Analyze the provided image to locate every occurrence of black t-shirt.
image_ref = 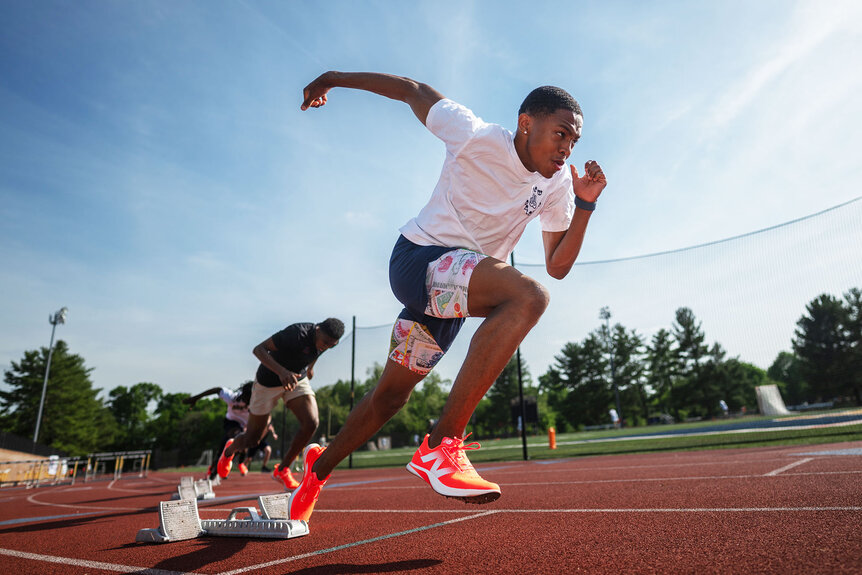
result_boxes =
[255,323,320,388]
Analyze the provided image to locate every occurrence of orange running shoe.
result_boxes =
[406,434,501,503]
[288,444,329,522]
[273,463,300,490]
[216,438,235,479]
[238,462,248,476]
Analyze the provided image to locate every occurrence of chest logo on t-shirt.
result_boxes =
[523,186,544,216]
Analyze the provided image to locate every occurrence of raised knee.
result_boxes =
[519,279,550,319]
[300,416,319,436]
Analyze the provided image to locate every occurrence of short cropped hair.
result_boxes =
[318,317,345,340]
[519,86,582,118]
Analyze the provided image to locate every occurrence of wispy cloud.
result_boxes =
[704,1,858,132]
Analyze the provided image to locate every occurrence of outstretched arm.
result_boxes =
[183,387,221,408]
[301,71,445,125]
[542,161,608,279]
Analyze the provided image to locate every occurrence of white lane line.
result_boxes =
[497,457,793,473]
[215,510,500,575]
[310,506,862,514]
[336,469,862,491]
[500,507,862,513]
[765,458,814,476]
[0,547,190,575]
[25,491,140,512]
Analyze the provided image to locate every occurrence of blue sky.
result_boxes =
[2,0,861,399]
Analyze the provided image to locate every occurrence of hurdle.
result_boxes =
[136,495,308,543]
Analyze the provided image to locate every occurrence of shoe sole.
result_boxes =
[405,462,501,504]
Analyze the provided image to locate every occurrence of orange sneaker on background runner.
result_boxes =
[406,434,501,503]
[216,438,235,479]
[273,463,300,490]
[238,462,248,476]
[288,444,329,521]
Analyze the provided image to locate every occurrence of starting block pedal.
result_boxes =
[194,478,215,500]
[257,493,290,520]
[136,496,308,543]
[136,499,205,543]
[171,476,215,501]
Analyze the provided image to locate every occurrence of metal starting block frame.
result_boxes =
[136,495,308,543]
[171,476,215,501]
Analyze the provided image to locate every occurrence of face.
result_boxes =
[520,108,583,178]
[315,328,340,352]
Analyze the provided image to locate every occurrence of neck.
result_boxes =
[513,131,534,172]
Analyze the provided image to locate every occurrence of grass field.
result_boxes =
[162,408,862,473]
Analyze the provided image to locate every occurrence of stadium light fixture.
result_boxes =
[33,307,68,448]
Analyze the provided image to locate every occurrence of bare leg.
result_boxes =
[281,395,319,469]
[313,360,424,478]
[429,257,549,447]
[261,445,272,468]
[224,413,270,456]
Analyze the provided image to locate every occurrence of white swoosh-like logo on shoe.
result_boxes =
[418,451,455,477]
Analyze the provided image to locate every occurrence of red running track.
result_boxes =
[0,440,860,574]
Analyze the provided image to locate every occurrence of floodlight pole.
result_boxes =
[348,315,356,469]
[511,252,528,460]
[599,306,622,428]
[33,307,68,447]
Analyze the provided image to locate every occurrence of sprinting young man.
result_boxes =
[184,381,253,480]
[216,318,344,489]
[289,71,607,522]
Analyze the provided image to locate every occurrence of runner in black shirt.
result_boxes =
[216,318,344,489]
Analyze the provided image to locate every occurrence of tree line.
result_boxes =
[1,287,859,460]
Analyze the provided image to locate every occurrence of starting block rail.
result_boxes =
[136,494,308,543]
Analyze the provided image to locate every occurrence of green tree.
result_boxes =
[793,293,848,401]
[161,393,222,463]
[404,372,449,439]
[646,328,677,416]
[379,367,453,446]
[767,352,808,406]
[842,288,862,404]
[108,382,163,449]
[672,307,707,377]
[314,379,357,441]
[542,332,610,427]
[0,340,117,455]
[671,307,709,419]
[608,324,646,425]
[476,355,534,437]
[721,360,763,413]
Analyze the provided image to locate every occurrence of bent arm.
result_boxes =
[543,162,608,278]
[253,338,299,389]
[301,71,445,125]
[542,210,593,279]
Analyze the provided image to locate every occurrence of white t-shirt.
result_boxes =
[219,387,249,427]
[399,98,575,261]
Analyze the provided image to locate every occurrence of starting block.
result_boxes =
[136,495,308,543]
[171,476,215,501]
[258,493,290,520]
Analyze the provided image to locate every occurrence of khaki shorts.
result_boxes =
[248,378,315,416]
